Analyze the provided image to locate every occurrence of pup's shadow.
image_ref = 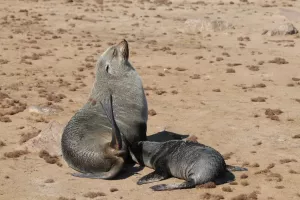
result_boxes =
[215,171,236,185]
[114,130,189,180]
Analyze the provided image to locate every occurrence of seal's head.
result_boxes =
[96,39,134,76]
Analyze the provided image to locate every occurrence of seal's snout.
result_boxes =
[117,39,129,60]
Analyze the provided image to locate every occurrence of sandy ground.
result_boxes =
[1,0,300,199]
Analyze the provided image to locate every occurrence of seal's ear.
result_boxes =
[100,94,123,150]
[116,39,129,61]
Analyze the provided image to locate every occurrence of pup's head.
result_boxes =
[130,141,162,168]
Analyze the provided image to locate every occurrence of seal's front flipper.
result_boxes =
[100,94,123,150]
[150,179,196,191]
[137,170,170,185]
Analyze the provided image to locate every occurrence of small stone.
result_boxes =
[268,57,288,65]
[45,179,54,183]
[190,74,201,79]
[148,109,157,116]
[110,188,118,192]
[226,68,235,73]
[175,67,186,71]
[251,97,267,102]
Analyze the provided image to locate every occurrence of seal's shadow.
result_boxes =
[147,130,189,142]
[114,130,189,180]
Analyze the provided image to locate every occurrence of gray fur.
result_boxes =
[61,40,148,179]
[131,140,247,191]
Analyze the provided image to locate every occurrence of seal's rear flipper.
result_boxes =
[70,170,117,180]
[226,165,248,172]
[71,172,114,179]
[100,94,122,150]
[150,179,196,191]
[70,157,124,180]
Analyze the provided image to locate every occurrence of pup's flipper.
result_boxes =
[226,165,248,171]
[150,179,196,191]
[137,170,170,185]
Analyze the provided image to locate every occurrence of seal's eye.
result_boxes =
[105,64,109,73]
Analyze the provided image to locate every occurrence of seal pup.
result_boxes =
[130,140,247,191]
[61,40,148,179]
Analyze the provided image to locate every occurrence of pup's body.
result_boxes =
[131,140,247,191]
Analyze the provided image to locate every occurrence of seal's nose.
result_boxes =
[117,39,129,60]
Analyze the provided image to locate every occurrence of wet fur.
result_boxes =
[131,140,247,191]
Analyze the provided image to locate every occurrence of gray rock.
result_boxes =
[182,18,234,34]
[21,120,65,156]
[263,23,298,36]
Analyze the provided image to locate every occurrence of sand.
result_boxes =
[0,0,300,199]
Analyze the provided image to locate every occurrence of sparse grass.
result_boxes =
[240,174,248,179]
[231,191,258,200]
[231,194,247,200]
[279,158,297,164]
[200,192,224,200]
[226,68,235,73]
[196,182,216,189]
[251,97,266,102]
[250,163,260,168]
[267,163,275,169]
[254,169,270,174]
[4,149,29,158]
[19,130,40,144]
[148,109,157,116]
[222,152,234,160]
[83,192,106,198]
[58,197,76,200]
[110,188,118,192]
[39,150,62,167]
[45,179,54,183]
[266,173,283,182]
[289,169,299,174]
[253,141,262,146]
[222,186,232,192]
[292,134,300,139]
[241,180,249,186]
[0,140,6,147]
[229,181,238,185]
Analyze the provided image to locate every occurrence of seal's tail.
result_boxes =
[150,180,196,191]
[226,165,248,172]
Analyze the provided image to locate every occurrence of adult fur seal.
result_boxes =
[61,40,148,179]
[130,140,247,191]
